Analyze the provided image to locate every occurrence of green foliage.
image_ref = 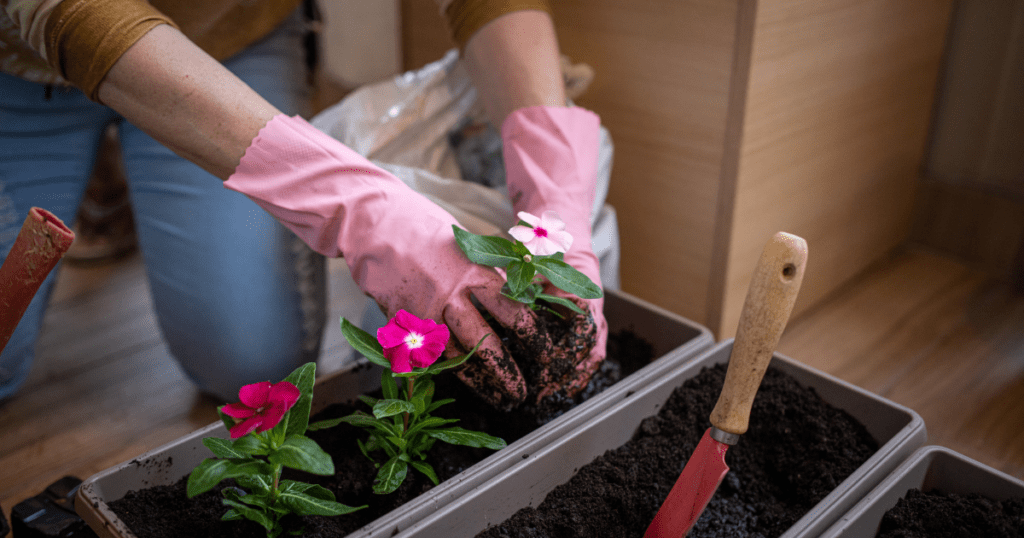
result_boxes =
[187,363,365,537]
[339,322,507,495]
[451,225,602,316]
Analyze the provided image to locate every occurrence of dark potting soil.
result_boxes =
[875,488,1024,537]
[477,363,880,538]
[106,328,654,538]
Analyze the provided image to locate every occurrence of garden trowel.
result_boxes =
[644,231,807,538]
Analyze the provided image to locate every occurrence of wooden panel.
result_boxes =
[716,0,954,338]
[911,179,1024,282]
[400,0,743,324]
[927,0,1024,195]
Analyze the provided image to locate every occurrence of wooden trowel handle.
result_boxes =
[710,231,807,436]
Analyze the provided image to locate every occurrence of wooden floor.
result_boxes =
[1,244,1022,533]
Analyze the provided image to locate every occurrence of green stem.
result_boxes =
[403,377,415,432]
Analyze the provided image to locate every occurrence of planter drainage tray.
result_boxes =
[399,339,928,538]
[76,288,712,538]
[821,445,1024,537]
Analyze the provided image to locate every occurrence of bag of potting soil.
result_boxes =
[310,49,620,353]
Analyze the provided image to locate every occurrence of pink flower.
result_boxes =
[221,381,301,439]
[377,310,450,374]
[509,211,573,256]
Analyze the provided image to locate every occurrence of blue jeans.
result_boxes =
[0,12,326,401]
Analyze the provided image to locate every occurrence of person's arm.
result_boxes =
[97,24,280,180]
[460,9,566,127]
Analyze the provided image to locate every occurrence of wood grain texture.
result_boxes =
[711,232,807,435]
[778,246,1024,480]
[716,0,954,339]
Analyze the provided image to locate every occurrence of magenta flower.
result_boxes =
[221,381,301,439]
[377,310,450,374]
[508,210,573,256]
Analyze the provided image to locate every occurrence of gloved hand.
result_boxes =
[502,106,607,400]
[224,114,553,410]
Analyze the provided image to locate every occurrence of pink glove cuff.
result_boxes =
[502,106,602,285]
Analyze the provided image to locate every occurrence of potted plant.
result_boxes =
[820,445,1024,537]
[75,285,712,538]
[395,340,929,538]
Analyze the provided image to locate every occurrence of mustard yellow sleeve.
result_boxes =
[44,0,178,100]
[444,0,552,50]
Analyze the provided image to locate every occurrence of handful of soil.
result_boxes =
[478,363,879,538]
[876,488,1024,537]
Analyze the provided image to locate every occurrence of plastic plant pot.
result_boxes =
[820,445,1024,537]
[397,339,929,538]
[75,288,713,538]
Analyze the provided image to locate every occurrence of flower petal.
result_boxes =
[517,211,541,227]
[221,402,256,419]
[551,229,573,252]
[230,416,263,439]
[538,210,566,231]
[529,236,563,256]
[238,381,272,408]
[268,381,301,411]
[383,345,413,373]
[509,225,536,244]
[256,401,288,433]
[377,316,410,349]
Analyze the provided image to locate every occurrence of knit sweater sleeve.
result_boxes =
[438,0,551,50]
[37,0,177,100]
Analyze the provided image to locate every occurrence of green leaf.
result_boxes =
[232,435,269,456]
[381,369,398,400]
[405,416,459,438]
[452,226,519,268]
[222,508,243,521]
[341,318,390,368]
[373,456,409,495]
[236,474,271,494]
[307,417,346,431]
[505,259,536,298]
[410,461,439,485]
[411,379,434,405]
[334,411,376,428]
[187,458,230,498]
[533,257,603,299]
[283,362,316,437]
[358,394,379,407]
[410,396,426,415]
[423,335,489,375]
[280,489,365,516]
[536,293,586,315]
[268,435,335,475]
[203,437,245,459]
[425,398,456,414]
[218,409,236,434]
[386,435,408,451]
[372,398,416,419]
[425,427,507,450]
[222,498,275,532]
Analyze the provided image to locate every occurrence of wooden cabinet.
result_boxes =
[400,0,954,338]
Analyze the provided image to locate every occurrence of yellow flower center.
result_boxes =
[404,332,425,349]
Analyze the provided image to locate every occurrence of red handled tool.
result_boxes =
[644,231,807,538]
[1,208,76,355]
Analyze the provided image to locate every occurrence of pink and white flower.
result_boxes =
[508,210,573,256]
[221,381,301,439]
[377,310,450,373]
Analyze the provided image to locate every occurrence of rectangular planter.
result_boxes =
[820,445,1024,537]
[76,288,713,538]
[398,339,928,538]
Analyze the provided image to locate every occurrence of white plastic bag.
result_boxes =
[310,50,620,346]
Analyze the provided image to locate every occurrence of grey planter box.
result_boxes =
[75,288,713,538]
[397,340,928,538]
[821,445,1024,537]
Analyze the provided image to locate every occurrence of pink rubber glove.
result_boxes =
[502,106,607,400]
[225,114,552,410]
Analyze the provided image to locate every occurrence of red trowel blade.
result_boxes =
[644,428,730,538]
